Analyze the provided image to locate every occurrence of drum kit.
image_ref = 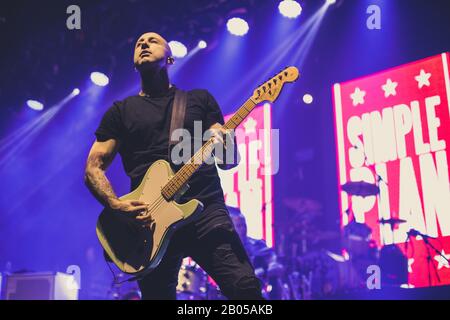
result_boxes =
[310,180,448,292]
[276,180,414,298]
[339,181,448,288]
[278,196,342,299]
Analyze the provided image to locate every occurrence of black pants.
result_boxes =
[137,202,263,300]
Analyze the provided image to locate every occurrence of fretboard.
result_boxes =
[161,98,257,200]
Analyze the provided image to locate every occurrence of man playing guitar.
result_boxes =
[84,32,263,300]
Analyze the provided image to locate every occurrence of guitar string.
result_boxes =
[142,140,214,216]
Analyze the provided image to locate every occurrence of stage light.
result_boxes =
[198,40,207,49]
[26,100,44,111]
[278,0,302,19]
[303,93,313,104]
[72,88,80,96]
[168,41,188,58]
[90,72,109,87]
[226,17,249,36]
[326,0,336,5]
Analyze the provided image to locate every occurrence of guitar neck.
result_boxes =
[160,65,301,199]
[161,98,257,200]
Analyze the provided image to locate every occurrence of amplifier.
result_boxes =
[4,272,79,300]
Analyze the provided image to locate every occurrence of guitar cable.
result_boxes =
[106,260,139,285]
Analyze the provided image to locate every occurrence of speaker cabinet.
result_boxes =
[4,272,79,300]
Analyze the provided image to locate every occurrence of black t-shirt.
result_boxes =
[94,86,226,205]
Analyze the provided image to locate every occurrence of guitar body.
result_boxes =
[96,160,203,277]
[95,66,299,277]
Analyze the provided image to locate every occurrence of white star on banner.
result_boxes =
[243,117,257,133]
[382,78,398,97]
[408,258,414,273]
[350,87,366,106]
[415,69,431,89]
[434,250,450,270]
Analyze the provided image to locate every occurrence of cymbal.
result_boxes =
[341,181,379,197]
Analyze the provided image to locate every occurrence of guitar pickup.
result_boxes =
[174,183,190,202]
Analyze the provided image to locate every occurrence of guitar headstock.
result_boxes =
[251,66,299,104]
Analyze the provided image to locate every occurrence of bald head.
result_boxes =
[133,32,174,71]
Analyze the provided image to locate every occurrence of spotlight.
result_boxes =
[90,72,109,87]
[198,40,207,49]
[26,100,44,111]
[303,94,313,104]
[278,1,302,19]
[226,17,249,36]
[326,0,336,5]
[168,41,188,58]
[72,88,80,96]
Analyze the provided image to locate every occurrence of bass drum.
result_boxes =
[176,264,207,300]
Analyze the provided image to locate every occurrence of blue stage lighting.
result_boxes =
[168,41,188,58]
[226,17,249,36]
[26,100,44,111]
[90,72,109,87]
[278,1,302,19]
[72,88,80,96]
[198,40,207,49]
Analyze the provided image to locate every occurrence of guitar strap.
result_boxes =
[168,89,187,161]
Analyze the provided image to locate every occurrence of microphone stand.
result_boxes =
[422,235,446,285]
[407,229,448,286]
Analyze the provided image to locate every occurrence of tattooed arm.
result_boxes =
[84,139,149,216]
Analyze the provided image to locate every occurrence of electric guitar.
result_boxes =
[96,66,299,277]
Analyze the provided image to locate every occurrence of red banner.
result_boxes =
[218,104,275,247]
[333,53,450,287]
